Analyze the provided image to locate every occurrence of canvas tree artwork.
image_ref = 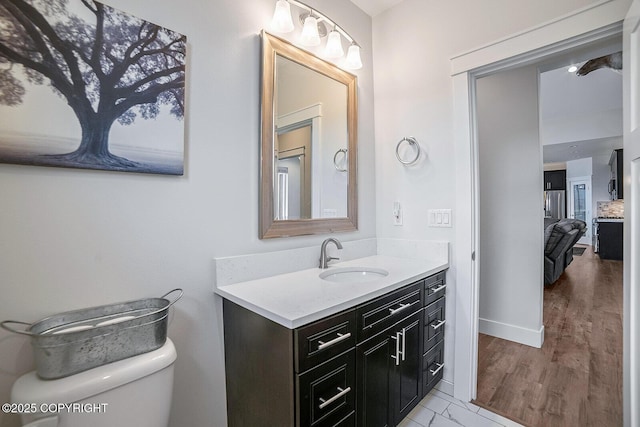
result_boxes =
[0,0,186,175]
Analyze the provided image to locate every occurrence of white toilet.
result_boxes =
[11,338,176,427]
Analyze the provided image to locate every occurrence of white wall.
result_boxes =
[593,152,613,212]
[371,0,611,393]
[0,1,375,427]
[476,66,544,346]
[567,157,593,178]
[539,64,623,146]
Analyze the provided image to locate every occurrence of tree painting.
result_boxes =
[0,0,186,175]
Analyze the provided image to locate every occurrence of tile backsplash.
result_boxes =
[597,200,624,218]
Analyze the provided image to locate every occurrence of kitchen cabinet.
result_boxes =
[223,270,447,427]
[609,149,623,200]
[598,221,623,260]
[544,170,566,191]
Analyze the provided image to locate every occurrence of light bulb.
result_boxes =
[271,0,294,33]
[324,30,344,59]
[345,44,362,70]
[568,65,578,73]
[300,15,321,47]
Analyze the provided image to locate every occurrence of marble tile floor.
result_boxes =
[399,389,525,427]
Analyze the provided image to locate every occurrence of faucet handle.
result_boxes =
[328,256,340,262]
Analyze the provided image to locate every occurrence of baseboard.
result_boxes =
[479,318,544,348]
[434,379,454,396]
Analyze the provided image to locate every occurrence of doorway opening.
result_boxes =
[471,35,623,425]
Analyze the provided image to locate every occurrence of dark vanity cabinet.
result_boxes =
[223,270,447,427]
[422,273,446,395]
[355,283,423,427]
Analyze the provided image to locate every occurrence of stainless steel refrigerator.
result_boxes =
[544,190,566,219]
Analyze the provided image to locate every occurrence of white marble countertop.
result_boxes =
[215,255,448,329]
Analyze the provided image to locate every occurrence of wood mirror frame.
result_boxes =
[260,31,358,239]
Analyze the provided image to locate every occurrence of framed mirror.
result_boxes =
[260,31,358,239]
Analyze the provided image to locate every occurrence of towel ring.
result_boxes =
[395,137,421,165]
[333,148,348,172]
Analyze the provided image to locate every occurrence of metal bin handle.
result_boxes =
[0,320,34,336]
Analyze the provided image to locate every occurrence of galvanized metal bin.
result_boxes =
[1,289,182,379]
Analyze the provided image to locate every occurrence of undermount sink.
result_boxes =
[319,267,389,283]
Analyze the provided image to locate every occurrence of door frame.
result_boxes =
[623,1,640,425]
[451,0,627,404]
[567,175,593,244]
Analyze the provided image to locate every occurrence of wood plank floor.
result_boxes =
[474,245,623,427]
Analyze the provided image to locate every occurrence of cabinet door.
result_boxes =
[356,334,393,427]
[597,222,623,260]
[544,170,566,190]
[391,312,423,424]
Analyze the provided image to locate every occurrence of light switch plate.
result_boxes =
[393,202,403,226]
[428,209,452,227]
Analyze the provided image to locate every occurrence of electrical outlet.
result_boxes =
[393,202,403,226]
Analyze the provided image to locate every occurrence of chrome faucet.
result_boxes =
[319,238,343,269]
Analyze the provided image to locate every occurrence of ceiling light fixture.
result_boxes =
[568,65,578,73]
[269,0,363,70]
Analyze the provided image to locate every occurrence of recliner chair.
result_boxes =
[544,218,587,285]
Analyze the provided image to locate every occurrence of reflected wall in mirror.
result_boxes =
[260,31,357,239]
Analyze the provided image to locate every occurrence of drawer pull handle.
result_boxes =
[319,386,351,409]
[401,328,406,361]
[429,363,444,376]
[317,332,351,350]
[389,303,411,315]
[429,284,446,293]
[430,320,446,330]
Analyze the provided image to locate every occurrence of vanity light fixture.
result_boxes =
[271,0,295,33]
[345,43,363,70]
[269,0,363,70]
[325,28,345,59]
[300,12,321,46]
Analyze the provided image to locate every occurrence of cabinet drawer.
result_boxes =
[297,349,356,427]
[296,310,357,372]
[323,411,355,427]
[423,297,445,352]
[422,340,444,397]
[424,272,446,305]
[356,282,422,342]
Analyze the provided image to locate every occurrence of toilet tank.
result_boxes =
[11,339,176,427]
